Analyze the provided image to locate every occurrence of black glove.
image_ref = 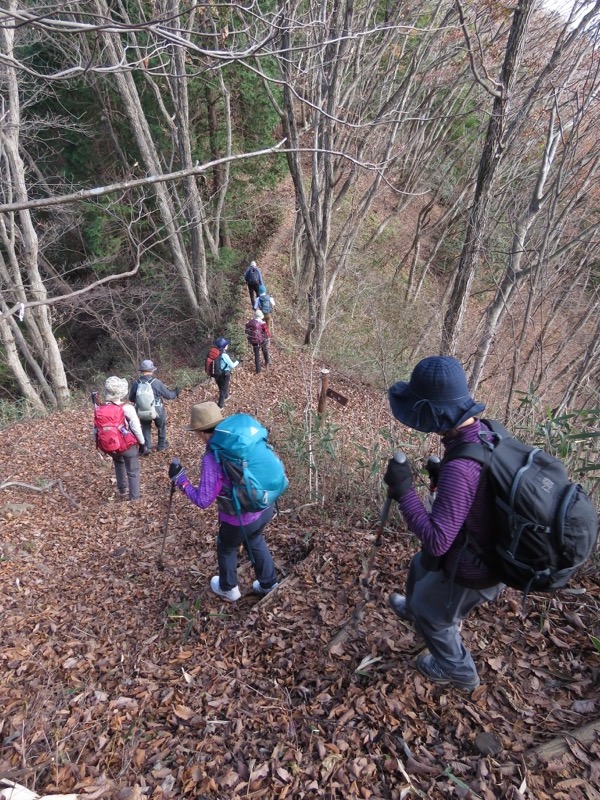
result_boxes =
[139,443,148,456]
[384,456,413,501]
[174,386,180,398]
[168,458,184,481]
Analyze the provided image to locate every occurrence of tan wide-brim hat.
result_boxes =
[185,402,223,431]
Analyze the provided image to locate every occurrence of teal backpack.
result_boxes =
[209,414,289,515]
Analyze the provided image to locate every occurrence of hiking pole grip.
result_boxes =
[377,450,407,541]
[360,451,408,590]
[425,455,441,493]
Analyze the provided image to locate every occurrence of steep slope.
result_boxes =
[1,195,599,798]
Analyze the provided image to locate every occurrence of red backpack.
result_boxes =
[205,346,223,377]
[94,403,137,454]
[245,319,264,346]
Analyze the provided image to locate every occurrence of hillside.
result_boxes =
[2,266,600,800]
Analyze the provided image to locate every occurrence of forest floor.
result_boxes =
[1,183,600,800]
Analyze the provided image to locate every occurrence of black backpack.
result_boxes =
[443,419,599,595]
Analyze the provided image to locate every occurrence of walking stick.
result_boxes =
[328,450,406,650]
[425,455,441,511]
[157,481,176,571]
[361,450,406,588]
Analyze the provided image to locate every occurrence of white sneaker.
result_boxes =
[252,580,279,595]
[210,575,241,602]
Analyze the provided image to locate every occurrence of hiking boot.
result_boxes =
[210,575,241,602]
[388,593,414,622]
[416,652,480,692]
[252,580,279,596]
[157,442,169,452]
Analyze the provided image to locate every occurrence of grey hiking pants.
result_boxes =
[217,506,276,591]
[141,408,167,451]
[406,552,504,684]
[111,444,141,500]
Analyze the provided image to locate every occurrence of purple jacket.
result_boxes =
[176,447,263,526]
[399,419,499,588]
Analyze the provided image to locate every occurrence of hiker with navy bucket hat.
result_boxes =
[383,355,504,692]
[213,338,239,409]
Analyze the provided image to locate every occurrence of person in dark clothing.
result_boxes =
[243,260,264,307]
[168,402,278,601]
[244,309,270,374]
[383,355,504,692]
[129,359,179,453]
[213,337,239,408]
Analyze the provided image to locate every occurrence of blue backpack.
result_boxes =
[258,293,272,314]
[209,414,288,515]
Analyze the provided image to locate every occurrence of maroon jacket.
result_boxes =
[245,319,269,345]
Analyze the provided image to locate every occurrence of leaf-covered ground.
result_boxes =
[1,329,599,800]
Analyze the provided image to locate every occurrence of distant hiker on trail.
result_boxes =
[253,285,275,334]
[95,376,146,501]
[129,359,179,454]
[383,355,504,692]
[244,309,270,374]
[209,337,239,409]
[168,402,279,602]
[243,260,264,307]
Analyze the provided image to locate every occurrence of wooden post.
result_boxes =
[317,369,330,415]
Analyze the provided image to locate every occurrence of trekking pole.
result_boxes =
[157,481,176,571]
[328,450,406,650]
[361,450,407,587]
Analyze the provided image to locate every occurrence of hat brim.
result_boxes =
[389,381,485,433]
[185,420,220,432]
[185,407,223,431]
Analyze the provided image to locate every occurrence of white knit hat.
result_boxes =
[104,376,129,403]
[254,309,264,320]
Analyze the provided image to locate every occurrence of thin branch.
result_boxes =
[454,0,502,98]
[0,479,79,508]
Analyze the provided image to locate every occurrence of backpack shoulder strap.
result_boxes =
[442,442,487,466]
[441,418,507,468]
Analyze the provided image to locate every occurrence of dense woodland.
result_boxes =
[0,0,599,419]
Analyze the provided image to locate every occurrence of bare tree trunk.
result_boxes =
[441,0,536,356]
[94,0,206,315]
[553,312,600,415]
[468,105,560,392]
[0,308,46,414]
[0,1,69,408]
